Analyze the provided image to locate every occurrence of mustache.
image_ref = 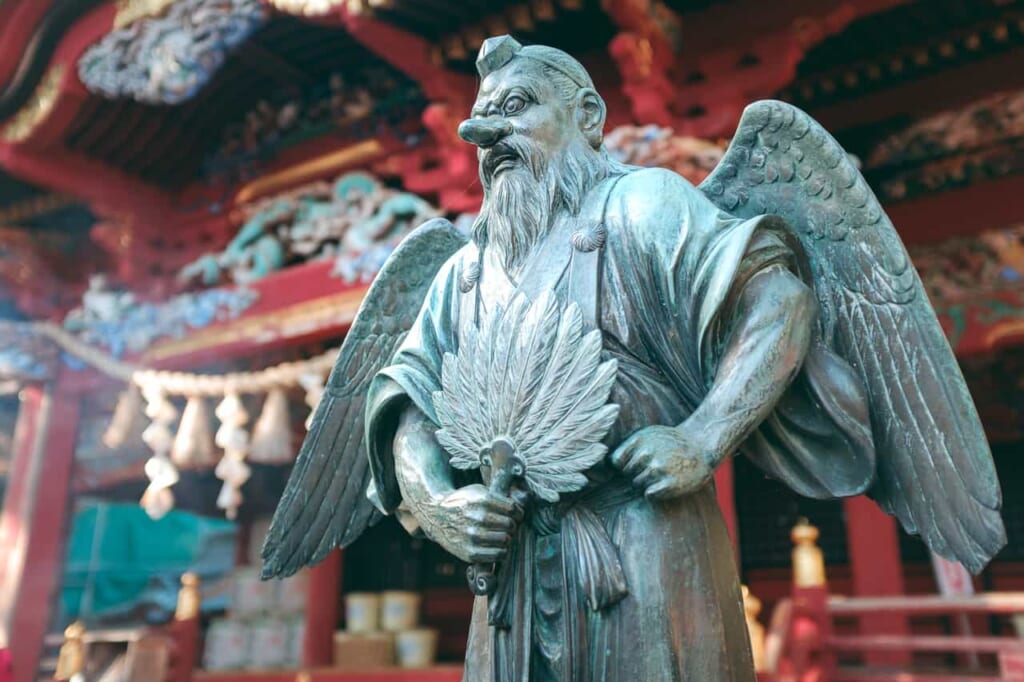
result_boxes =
[481,137,542,183]
[474,137,614,270]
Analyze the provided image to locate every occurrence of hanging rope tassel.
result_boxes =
[103,383,145,449]
[140,385,180,520]
[172,395,217,469]
[214,392,251,520]
[299,371,326,430]
[249,388,294,464]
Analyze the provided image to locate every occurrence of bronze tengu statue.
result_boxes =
[263,36,1005,681]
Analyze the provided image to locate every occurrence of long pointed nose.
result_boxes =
[458,118,512,148]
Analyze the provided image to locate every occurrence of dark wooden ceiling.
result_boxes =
[0,172,106,318]
[52,0,1024,189]
[370,0,619,72]
[788,0,1024,106]
[660,0,733,14]
[0,169,95,235]
[61,14,420,189]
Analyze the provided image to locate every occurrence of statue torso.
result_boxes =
[453,176,690,479]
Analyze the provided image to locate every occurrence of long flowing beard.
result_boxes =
[474,139,609,273]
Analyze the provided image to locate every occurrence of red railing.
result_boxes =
[746,523,1024,682]
[824,593,1024,681]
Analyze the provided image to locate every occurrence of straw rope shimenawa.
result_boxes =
[2,319,343,518]
[0,319,339,395]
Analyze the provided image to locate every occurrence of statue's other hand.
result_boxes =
[610,425,715,501]
[421,484,523,564]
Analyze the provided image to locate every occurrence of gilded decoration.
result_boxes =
[113,0,177,28]
[175,573,201,620]
[233,140,384,204]
[1,64,65,143]
[266,0,344,16]
[791,521,826,588]
[55,623,86,680]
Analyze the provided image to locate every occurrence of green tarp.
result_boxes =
[61,502,236,622]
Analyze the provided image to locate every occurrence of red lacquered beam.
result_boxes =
[309,668,463,682]
[192,667,464,682]
[136,262,368,369]
[886,173,1024,248]
[828,593,1024,616]
[832,673,1002,682]
[826,634,1024,655]
[192,674,293,682]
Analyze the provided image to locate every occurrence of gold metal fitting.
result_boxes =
[175,572,201,620]
[742,585,766,671]
[791,518,826,588]
[55,622,86,680]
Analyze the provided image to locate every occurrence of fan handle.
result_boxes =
[466,438,524,596]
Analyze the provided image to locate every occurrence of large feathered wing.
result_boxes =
[261,218,467,578]
[699,100,1005,573]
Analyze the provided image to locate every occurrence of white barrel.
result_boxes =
[395,628,439,668]
[345,592,381,633]
[380,591,420,631]
[202,618,248,671]
[248,617,289,669]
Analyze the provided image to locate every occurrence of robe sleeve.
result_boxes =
[364,252,466,513]
[608,168,876,500]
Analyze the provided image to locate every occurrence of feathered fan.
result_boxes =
[432,290,619,595]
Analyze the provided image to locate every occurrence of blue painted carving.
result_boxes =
[63,287,259,357]
[0,346,51,381]
[181,172,439,287]
[0,322,58,384]
[77,0,268,105]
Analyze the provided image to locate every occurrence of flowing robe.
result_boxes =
[364,167,849,681]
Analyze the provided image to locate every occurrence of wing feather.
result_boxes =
[700,100,1005,572]
[261,219,467,578]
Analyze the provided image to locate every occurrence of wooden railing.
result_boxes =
[50,550,1024,681]
[826,593,1024,681]
[51,573,202,682]
[744,522,1024,682]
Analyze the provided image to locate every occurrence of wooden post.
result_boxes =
[167,573,201,682]
[714,458,739,556]
[0,387,43,605]
[303,550,342,668]
[789,519,834,682]
[843,495,909,665]
[53,622,84,682]
[0,378,80,682]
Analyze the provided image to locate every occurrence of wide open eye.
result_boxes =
[502,96,526,115]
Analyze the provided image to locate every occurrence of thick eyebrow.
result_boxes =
[518,81,543,103]
[471,81,543,117]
